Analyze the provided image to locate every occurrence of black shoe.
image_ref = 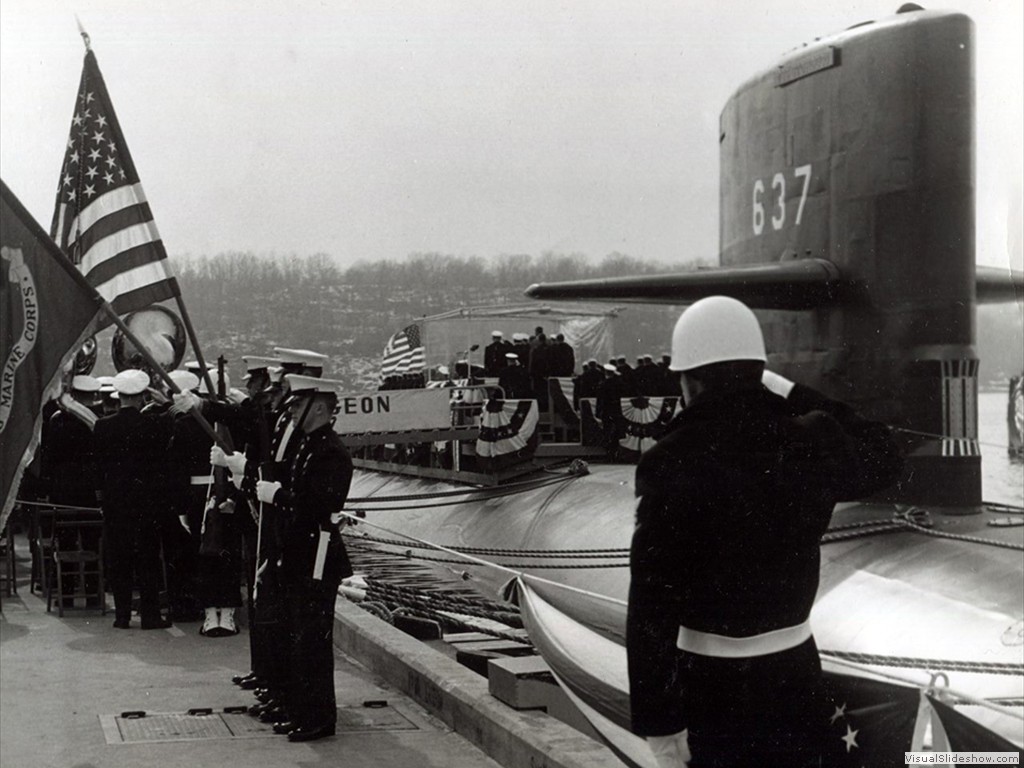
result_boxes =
[232,672,260,687]
[272,721,297,735]
[140,617,172,630]
[287,723,335,742]
[258,706,288,724]
[112,619,131,629]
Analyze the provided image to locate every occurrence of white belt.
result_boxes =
[190,475,214,486]
[677,620,812,659]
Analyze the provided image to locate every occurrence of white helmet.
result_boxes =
[669,296,766,371]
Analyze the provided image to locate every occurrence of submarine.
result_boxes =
[337,4,1023,763]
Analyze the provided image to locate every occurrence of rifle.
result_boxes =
[200,357,235,557]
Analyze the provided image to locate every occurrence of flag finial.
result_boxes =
[74,16,91,51]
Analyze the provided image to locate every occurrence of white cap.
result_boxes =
[112,369,150,396]
[283,374,341,403]
[274,348,328,368]
[491,331,503,338]
[71,375,101,393]
[603,363,618,372]
[669,296,766,372]
[199,371,230,395]
[168,370,200,392]
[184,360,214,373]
[242,355,281,380]
[437,365,450,376]
[505,352,519,360]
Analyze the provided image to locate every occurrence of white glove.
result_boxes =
[210,445,229,467]
[225,451,247,476]
[170,390,201,415]
[256,480,281,505]
[761,370,796,399]
[647,730,691,768]
[218,499,236,515]
[178,514,191,534]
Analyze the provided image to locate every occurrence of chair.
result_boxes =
[0,521,16,598]
[30,508,58,598]
[48,520,105,617]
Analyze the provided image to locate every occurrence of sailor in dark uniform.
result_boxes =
[40,375,103,604]
[484,331,510,376]
[92,369,173,630]
[627,297,904,767]
[497,352,533,399]
[255,374,353,742]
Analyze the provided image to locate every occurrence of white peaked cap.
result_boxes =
[113,369,150,395]
[168,369,200,391]
[491,331,503,337]
[71,375,101,393]
[505,352,519,360]
[274,348,328,367]
[283,374,342,403]
[243,355,281,372]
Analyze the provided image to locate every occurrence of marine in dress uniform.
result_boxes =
[217,349,328,724]
[627,297,904,768]
[256,374,353,742]
[92,369,173,629]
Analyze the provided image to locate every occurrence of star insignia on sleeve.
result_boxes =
[830,703,847,724]
[841,723,859,753]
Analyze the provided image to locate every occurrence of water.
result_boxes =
[979,389,1024,506]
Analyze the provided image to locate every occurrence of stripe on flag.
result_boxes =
[380,324,425,378]
[50,49,178,320]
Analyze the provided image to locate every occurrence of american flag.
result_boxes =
[50,49,178,318]
[380,324,425,378]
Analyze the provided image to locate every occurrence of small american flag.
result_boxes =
[380,324,425,379]
[50,49,178,318]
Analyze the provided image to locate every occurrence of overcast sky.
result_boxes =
[1,0,1021,270]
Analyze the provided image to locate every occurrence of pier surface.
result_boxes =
[0,532,545,768]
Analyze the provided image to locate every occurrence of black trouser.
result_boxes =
[253,566,289,700]
[104,511,163,623]
[194,494,242,608]
[283,574,341,729]
[162,508,200,620]
[682,638,826,768]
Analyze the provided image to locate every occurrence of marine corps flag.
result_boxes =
[1,180,105,528]
[50,47,179,318]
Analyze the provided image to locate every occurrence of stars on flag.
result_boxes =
[841,723,859,753]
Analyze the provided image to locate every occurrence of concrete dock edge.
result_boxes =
[333,597,623,768]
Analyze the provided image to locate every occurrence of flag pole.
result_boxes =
[96,296,227,449]
[169,279,218,396]
[74,16,91,51]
